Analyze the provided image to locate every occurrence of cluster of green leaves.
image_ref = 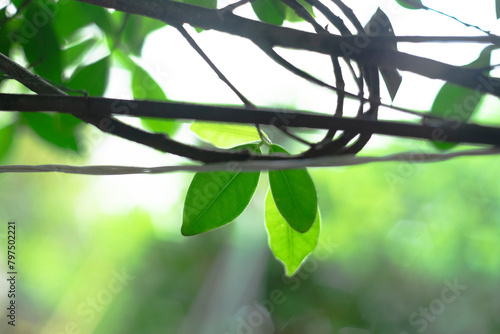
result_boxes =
[0,0,108,156]
[182,124,320,276]
[0,0,171,160]
[0,0,496,278]
[0,0,321,162]
[393,0,498,150]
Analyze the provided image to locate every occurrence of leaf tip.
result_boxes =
[180,223,196,236]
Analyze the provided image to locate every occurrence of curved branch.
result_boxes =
[0,51,252,163]
[76,0,500,97]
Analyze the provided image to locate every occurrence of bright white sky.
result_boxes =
[139,0,498,112]
[87,0,500,229]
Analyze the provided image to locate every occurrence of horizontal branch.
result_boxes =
[76,0,500,97]
[0,51,252,163]
[1,147,498,174]
[2,93,500,147]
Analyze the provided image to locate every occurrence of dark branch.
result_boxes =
[75,0,500,99]
[0,51,252,163]
[2,93,500,147]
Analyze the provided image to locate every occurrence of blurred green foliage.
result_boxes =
[2,134,500,333]
[0,0,499,333]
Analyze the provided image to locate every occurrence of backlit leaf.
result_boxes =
[190,122,265,148]
[116,51,180,136]
[429,46,495,150]
[284,0,315,23]
[122,14,166,56]
[269,144,317,233]
[0,122,16,161]
[22,113,81,152]
[182,145,261,235]
[265,190,320,276]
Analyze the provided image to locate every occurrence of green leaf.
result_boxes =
[12,0,25,7]
[251,0,286,26]
[115,51,180,136]
[0,17,18,55]
[395,0,424,9]
[268,144,317,233]
[22,113,81,152]
[190,122,266,148]
[62,37,100,73]
[0,123,16,161]
[429,46,495,150]
[22,3,62,82]
[66,56,109,96]
[182,145,261,236]
[265,190,320,276]
[284,0,315,23]
[141,118,180,137]
[53,1,111,41]
[129,58,166,101]
[121,14,165,56]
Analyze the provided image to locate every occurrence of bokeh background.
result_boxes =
[1,0,500,333]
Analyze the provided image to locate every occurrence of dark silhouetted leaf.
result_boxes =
[365,8,402,101]
[269,144,317,233]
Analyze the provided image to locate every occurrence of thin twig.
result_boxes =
[329,0,364,33]
[303,0,350,35]
[276,126,315,147]
[76,0,500,98]
[1,147,499,174]
[423,4,493,36]
[176,24,255,108]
